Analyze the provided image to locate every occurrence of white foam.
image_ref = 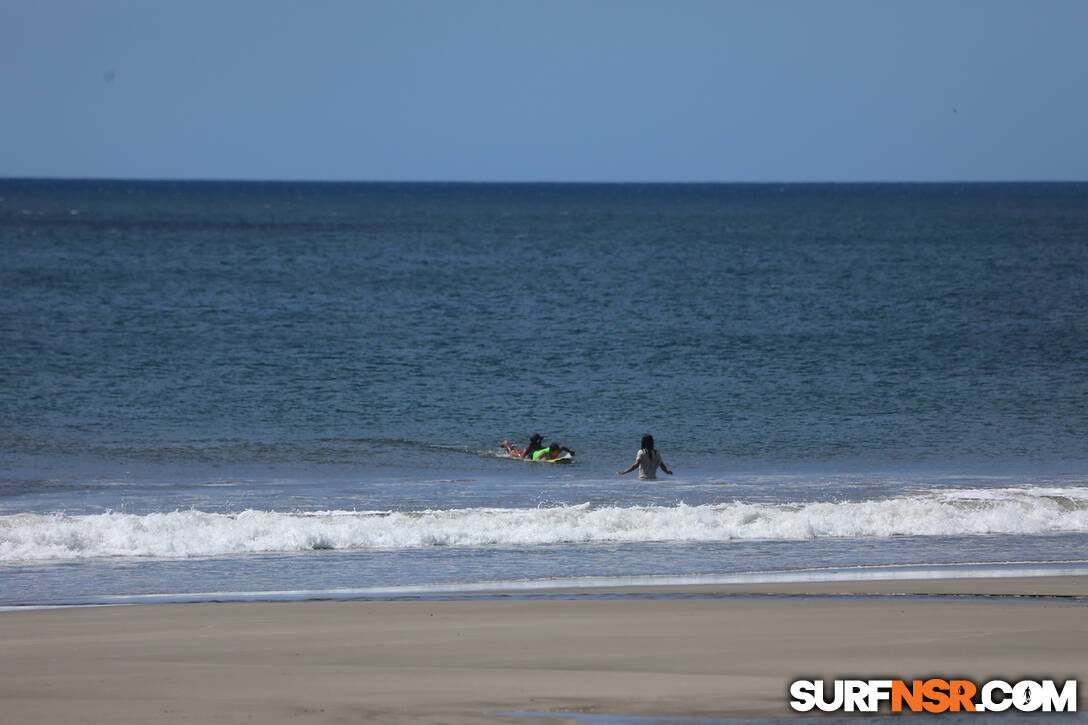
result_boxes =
[1,486,1086,563]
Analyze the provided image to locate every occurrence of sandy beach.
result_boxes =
[1,576,1084,724]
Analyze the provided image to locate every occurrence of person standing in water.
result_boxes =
[617,434,673,479]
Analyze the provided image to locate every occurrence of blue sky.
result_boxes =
[2,0,1086,182]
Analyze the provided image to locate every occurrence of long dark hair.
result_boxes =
[640,434,655,456]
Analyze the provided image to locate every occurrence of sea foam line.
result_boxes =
[4,561,1088,610]
[1,487,1086,562]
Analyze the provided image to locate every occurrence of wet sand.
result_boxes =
[0,576,1084,724]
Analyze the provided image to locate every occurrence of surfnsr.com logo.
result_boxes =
[790,679,1078,713]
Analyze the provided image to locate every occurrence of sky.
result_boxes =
[2,0,1086,183]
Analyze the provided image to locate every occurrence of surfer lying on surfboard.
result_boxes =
[501,435,575,461]
[531,442,575,461]
[501,433,545,459]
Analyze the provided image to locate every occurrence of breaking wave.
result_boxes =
[2,487,1086,563]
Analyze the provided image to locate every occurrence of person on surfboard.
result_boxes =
[617,434,672,479]
[501,435,575,460]
[501,433,545,459]
[531,442,576,461]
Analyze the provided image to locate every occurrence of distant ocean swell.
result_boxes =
[2,487,1085,563]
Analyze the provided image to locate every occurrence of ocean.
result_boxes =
[2,180,1087,607]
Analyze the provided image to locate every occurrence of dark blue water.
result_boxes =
[2,180,1086,605]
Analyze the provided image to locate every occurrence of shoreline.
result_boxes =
[1,576,1084,723]
[6,562,1086,609]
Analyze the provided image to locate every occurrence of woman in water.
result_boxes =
[617,434,673,480]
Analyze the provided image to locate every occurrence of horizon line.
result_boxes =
[2,176,1086,186]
